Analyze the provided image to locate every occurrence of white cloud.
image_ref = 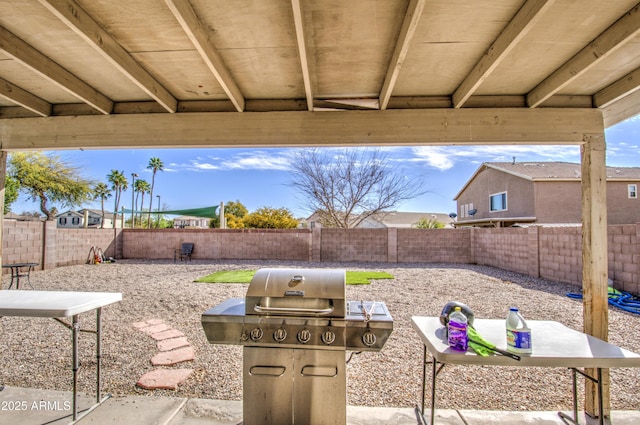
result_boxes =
[168,150,292,172]
[409,145,581,170]
[219,151,290,170]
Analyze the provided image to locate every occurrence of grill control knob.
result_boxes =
[321,330,336,345]
[273,328,287,342]
[362,331,377,347]
[250,327,264,342]
[297,329,311,344]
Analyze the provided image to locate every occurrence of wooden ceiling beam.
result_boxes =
[0,77,52,117]
[291,0,313,111]
[379,0,425,110]
[0,25,113,114]
[39,0,178,113]
[164,0,245,112]
[453,0,555,108]
[0,108,604,151]
[594,66,640,108]
[527,3,640,108]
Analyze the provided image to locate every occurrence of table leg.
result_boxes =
[96,307,102,403]
[72,314,80,421]
[430,358,437,425]
[597,368,604,425]
[558,368,606,425]
[8,267,17,290]
[421,345,426,414]
[25,265,35,290]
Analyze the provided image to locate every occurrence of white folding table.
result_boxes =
[0,290,122,423]
[411,317,640,425]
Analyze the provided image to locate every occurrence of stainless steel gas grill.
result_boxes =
[201,268,393,425]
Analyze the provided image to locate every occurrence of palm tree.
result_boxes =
[93,182,111,229]
[107,170,128,229]
[146,157,164,228]
[134,179,150,227]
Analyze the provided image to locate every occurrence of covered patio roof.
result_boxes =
[0,0,637,148]
[1,0,638,418]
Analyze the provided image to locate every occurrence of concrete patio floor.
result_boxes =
[1,386,638,425]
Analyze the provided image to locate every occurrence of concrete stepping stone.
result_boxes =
[151,346,195,366]
[158,337,190,352]
[151,329,185,341]
[140,323,171,335]
[137,368,194,390]
[133,318,165,329]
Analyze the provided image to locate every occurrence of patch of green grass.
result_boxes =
[195,270,255,284]
[195,269,394,285]
[345,271,394,285]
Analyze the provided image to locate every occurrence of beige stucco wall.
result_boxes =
[456,167,534,222]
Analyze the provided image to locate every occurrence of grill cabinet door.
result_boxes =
[243,347,294,425]
[243,347,347,425]
[294,349,346,425]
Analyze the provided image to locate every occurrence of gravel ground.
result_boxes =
[1,260,639,412]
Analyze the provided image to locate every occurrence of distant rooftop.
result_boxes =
[484,162,640,180]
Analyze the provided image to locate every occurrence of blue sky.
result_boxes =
[10,115,640,219]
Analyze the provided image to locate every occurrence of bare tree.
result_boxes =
[288,148,426,228]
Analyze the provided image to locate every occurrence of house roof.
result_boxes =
[1,1,639,152]
[371,212,454,228]
[485,162,640,180]
[56,210,84,218]
[454,161,640,200]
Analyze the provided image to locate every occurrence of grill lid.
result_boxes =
[245,268,346,317]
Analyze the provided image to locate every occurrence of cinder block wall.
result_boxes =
[608,224,640,294]
[122,228,312,261]
[472,228,537,276]
[538,227,583,286]
[2,220,43,267]
[47,225,120,267]
[397,228,472,263]
[3,220,640,295]
[2,220,120,272]
[320,229,388,262]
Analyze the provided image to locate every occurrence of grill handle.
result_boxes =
[253,305,334,315]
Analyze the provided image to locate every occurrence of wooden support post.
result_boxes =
[0,151,6,274]
[581,133,610,419]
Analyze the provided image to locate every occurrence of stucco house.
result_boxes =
[305,211,454,228]
[56,209,118,228]
[454,162,640,227]
[173,216,210,228]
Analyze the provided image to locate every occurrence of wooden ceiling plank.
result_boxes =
[379,0,425,110]
[602,86,640,127]
[291,0,313,111]
[527,3,640,108]
[0,108,603,150]
[453,0,555,108]
[164,0,245,112]
[0,26,113,114]
[594,66,640,108]
[39,0,178,113]
[0,77,52,117]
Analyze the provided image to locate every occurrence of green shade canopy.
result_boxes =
[122,205,218,217]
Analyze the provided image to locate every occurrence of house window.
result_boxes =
[59,217,67,225]
[490,192,507,211]
[629,184,638,199]
[72,217,80,225]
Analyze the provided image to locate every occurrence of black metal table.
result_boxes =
[2,262,38,289]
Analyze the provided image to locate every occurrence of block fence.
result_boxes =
[2,220,639,295]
